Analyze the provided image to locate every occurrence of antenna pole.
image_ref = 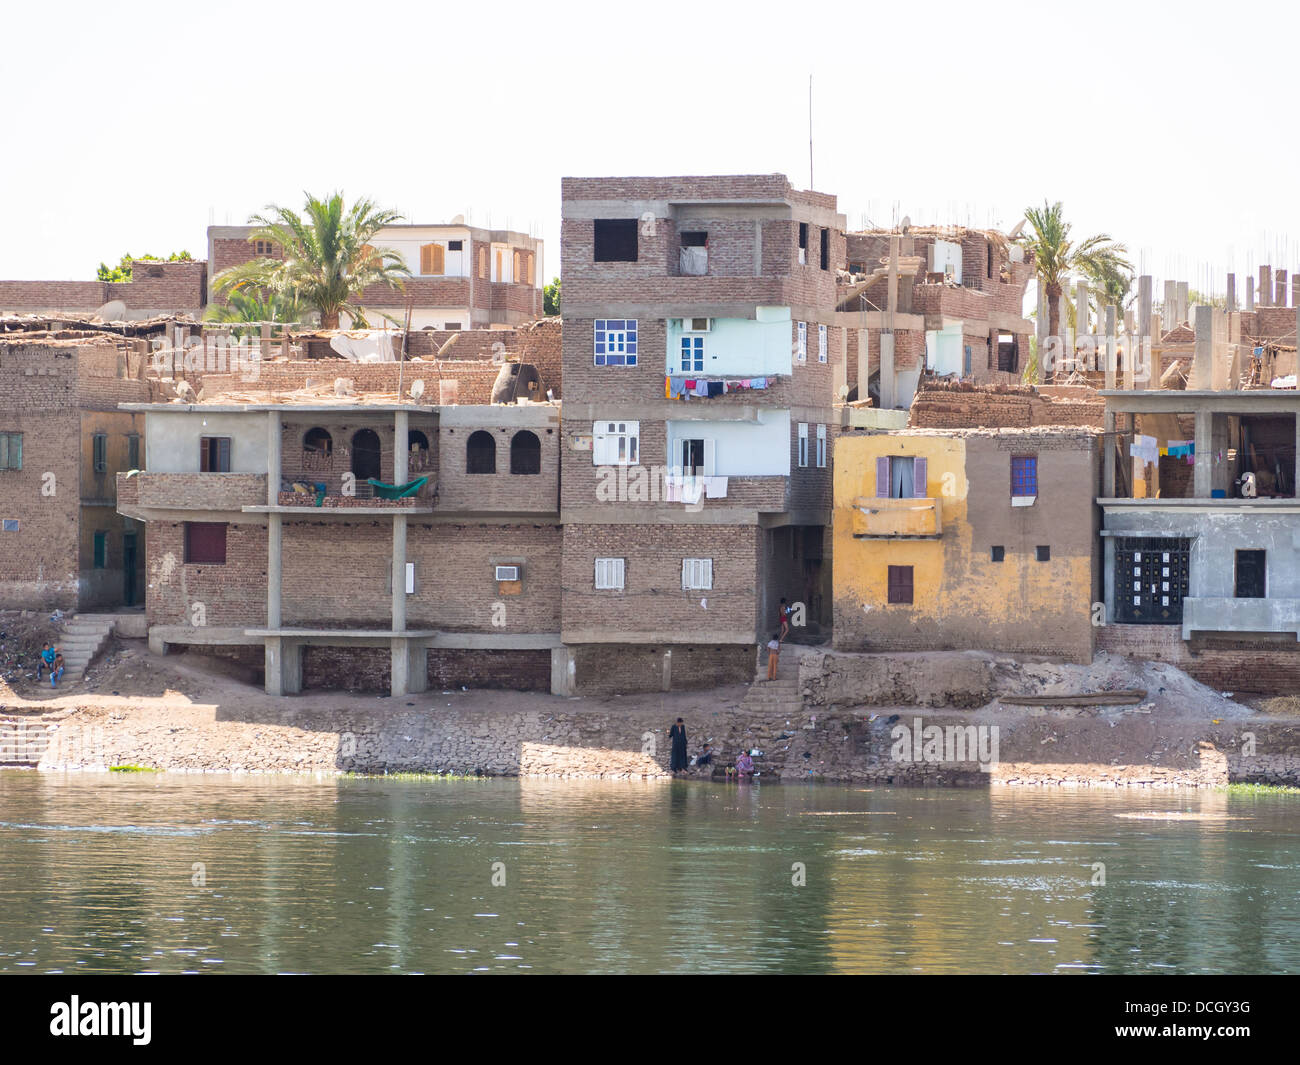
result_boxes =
[808,74,814,189]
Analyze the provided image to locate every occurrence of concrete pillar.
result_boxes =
[265,637,302,697]
[1193,408,1213,498]
[1192,304,1213,390]
[1163,280,1177,326]
[1176,281,1189,326]
[267,513,282,630]
[857,329,871,404]
[391,513,407,633]
[550,645,576,696]
[1261,266,1272,307]
[1102,535,1116,625]
[1277,269,1289,308]
[661,648,672,692]
[1074,280,1088,370]
[394,410,409,484]
[1226,273,1236,312]
[1247,276,1255,311]
[879,334,895,408]
[1036,278,1049,381]
[267,410,281,505]
[390,638,426,696]
[1146,312,1161,390]
[1102,305,1116,389]
[1135,275,1152,390]
[260,320,272,360]
[1103,408,1116,498]
[1293,273,1300,311]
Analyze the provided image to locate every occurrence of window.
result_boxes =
[887,565,914,604]
[92,432,108,473]
[1116,536,1191,624]
[510,430,541,475]
[876,455,928,499]
[681,231,707,247]
[303,427,333,456]
[818,324,828,363]
[990,546,1005,562]
[796,321,807,361]
[593,421,639,466]
[0,432,21,470]
[93,530,107,569]
[467,430,496,474]
[816,424,827,468]
[594,320,637,366]
[593,219,638,262]
[479,247,487,278]
[798,423,809,467]
[420,243,445,275]
[351,429,381,482]
[253,240,277,257]
[1011,455,1037,501]
[820,228,829,270]
[444,322,462,331]
[1035,545,1051,562]
[513,250,521,281]
[407,429,431,470]
[199,436,231,473]
[987,241,995,280]
[680,335,704,372]
[682,558,713,590]
[494,248,503,281]
[595,557,625,590]
[1236,550,1266,598]
[127,433,141,470]
[798,222,808,265]
[448,239,463,252]
[1,519,17,532]
[184,522,227,565]
[680,438,706,475]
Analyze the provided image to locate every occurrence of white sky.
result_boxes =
[5,0,1297,301]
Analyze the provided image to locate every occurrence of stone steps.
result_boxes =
[48,614,117,685]
[0,720,50,766]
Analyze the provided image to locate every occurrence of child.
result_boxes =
[37,642,55,680]
[778,598,791,641]
[765,632,781,681]
[50,651,65,688]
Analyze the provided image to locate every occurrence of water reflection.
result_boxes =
[0,774,1296,974]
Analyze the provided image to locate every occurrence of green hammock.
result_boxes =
[366,475,429,500]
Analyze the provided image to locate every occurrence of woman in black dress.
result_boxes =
[669,718,688,773]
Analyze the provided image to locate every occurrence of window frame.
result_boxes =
[0,432,20,471]
[594,557,626,591]
[816,424,827,468]
[796,321,807,361]
[818,323,828,363]
[797,422,809,468]
[199,436,232,473]
[92,432,108,473]
[887,564,914,604]
[680,334,704,373]
[592,421,639,466]
[594,319,638,366]
[184,521,228,565]
[1011,454,1038,500]
[93,529,108,569]
[682,558,713,591]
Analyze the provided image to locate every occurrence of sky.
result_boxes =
[4,0,1298,301]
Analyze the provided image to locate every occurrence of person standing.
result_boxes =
[778,598,791,641]
[669,718,688,774]
[765,632,781,681]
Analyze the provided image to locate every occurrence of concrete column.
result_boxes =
[1136,275,1152,390]
[834,328,848,399]
[1103,408,1116,498]
[1277,269,1289,308]
[1226,273,1236,312]
[550,645,576,696]
[1192,304,1213,390]
[1036,278,1049,381]
[267,513,282,629]
[1293,273,1300,311]
[661,648,672,692]
[1247,276,1255,311]
[391,513,407,633]
[1146,312,1162,390]
[267,410,281,505]
[260,321,272,360]
[1102,534,1116,625]
[265,637,302,697]
[1163,280,1177,326]
[1104,305,1117,389]
[1261,266,1272,307]
[1073,280,1088,370]
[856,329,871,404]
[879,333,895,408]
[1176,281,1189,326]
[394,410,409,484]
[1193,408,1213,498]
[390,637,425,697]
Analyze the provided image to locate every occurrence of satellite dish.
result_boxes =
[450,214,466,225]
[837,384,850,399]
[95,300,127,321]
[899,215,911,233]
[1007,218,1027,240]
[410,379,425,400]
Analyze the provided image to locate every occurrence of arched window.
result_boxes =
[351,428,381,481]
[467,430,496,474]
[420,243,445,275]
[408,429,430,471]
[512,250,521,281]
[304,427,333,455]
[510,430,540,475]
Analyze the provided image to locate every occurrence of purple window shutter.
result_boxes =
[913,456,928,497]
[876,456,890,498]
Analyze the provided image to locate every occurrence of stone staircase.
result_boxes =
[49,614,117,686]
[740,646,805,716]
[0,717,50,766]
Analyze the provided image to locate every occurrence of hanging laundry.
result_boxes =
[691,381,710,397]
[703,476,729,499]
[749,377,768,389]
[707,381,724,397]
[668,376,687,399]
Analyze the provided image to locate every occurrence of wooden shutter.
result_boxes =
[912,456,928,497]
[186,522,227,564]
[421,243,444,275]
[200,437,210,472]
[876,456,890,498]
[887,565,913,604]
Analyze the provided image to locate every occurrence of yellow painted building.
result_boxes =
[832,427,1100,661]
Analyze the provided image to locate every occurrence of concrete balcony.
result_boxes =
[117,472,268,513]
[1182,597,1300,640]
[850,496,943,538]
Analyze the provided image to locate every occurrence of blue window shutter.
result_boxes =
[876,456,890,498]
[913,456,928,497]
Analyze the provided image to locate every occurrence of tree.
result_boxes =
[1019,201,1130,344]
[543,276,561,316]
[203,288,302,331]
[211,192,408,329]
[96,250,194,283]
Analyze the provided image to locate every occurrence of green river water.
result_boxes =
[0,773,1296,974]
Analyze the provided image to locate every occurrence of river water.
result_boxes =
[0,773,1296,974]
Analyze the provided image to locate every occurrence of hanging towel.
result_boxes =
[680,478,705,505]
[707,381,724,397]
[749,376,768,389]
[668,376,687,399]
[691,381,710,397]
[703,476,729,499]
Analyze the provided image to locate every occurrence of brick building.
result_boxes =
[0,332,154,610]
[207,222,544,331]
[0,259,208,319]
[556,174,846,691]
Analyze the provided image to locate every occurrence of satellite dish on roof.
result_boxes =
[95,300,127,321]
[899,215,911,233]
[409,379,425,400]
[451,214,466,225]
[1007,218,1027,240]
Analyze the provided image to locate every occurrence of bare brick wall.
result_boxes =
[571,643,752,694]
[1096,624,1300,693]
[908,383,1104,429]
[438,420,560,513]
[304,646,389,692]
[0,261,205,315]
[146,520,269,627]
[428,648,551,691]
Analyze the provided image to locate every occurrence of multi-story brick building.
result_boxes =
[0,331,154,610]
[207,222,544,330]
[0,259,208,319]
[556,174,846,690]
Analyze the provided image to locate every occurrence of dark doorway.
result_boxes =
[351,429,381,482]
[510,430,540,475]
[123,533,137,606]
[1235,550,1266,598]
[467,430,496,474]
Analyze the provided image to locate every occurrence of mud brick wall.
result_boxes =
[146,520,268,627]
[571,643,752,694]
[908,384,1104,429]
[427,648,551,692]
[303,646,390,692]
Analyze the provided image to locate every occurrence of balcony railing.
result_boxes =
[850,495,943,538]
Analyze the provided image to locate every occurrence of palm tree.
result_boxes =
[212,192,409,329]
[203,288,302,333]
[1019,201,1131,343]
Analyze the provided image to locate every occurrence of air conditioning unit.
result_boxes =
[495,565,520,582]
[682,317,712,333]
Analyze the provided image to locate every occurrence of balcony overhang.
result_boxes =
[850,496,942,538]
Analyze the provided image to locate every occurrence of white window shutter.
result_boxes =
[703,439,716,476]
[681,559,691,589]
